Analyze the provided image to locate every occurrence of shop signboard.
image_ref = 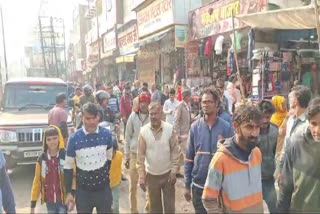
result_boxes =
[118,23,139,55]
[189,0,268,40]
[103,30,117,53]
[175,25,188,48]
[137,0,174,38]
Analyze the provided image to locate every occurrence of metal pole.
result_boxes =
[314,0,320,51]
[50,16,59,77]
[39,16,48,77]
[62,19,68,82]
[231,13,245,100]
[0,5,8,81]
[96,10,101,86]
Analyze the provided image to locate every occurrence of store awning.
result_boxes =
[236,5,318,29]
[116,54,136,64]
[137,27,173,47]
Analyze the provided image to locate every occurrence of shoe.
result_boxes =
[176,173,184,178]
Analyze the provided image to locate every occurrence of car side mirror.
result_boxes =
[68,99,75,107]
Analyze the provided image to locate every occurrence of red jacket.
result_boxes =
[120,95,132,118]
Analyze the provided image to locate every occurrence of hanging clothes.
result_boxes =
[204,37,213,58]
[247,29,255,70]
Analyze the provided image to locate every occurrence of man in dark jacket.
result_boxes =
[257,100,278,213]
[277,97,320,213]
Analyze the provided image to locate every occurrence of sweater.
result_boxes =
[184,117,234,189]
[124,112,150,159]
[64,126,113,192]
[202,138,263,213]
[277,124,320,213]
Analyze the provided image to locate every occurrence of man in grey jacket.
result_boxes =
[124,92,151,213]
[257,100,279,214]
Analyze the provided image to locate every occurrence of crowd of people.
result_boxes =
[0,78,320,214]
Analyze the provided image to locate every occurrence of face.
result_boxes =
[201,93,219,116]
[125,88,130,96]
[76,89,82,96]
[101,99,109,108]
[149,106,162,127]
[46,135,59,152]
[151,84,156,91]
[139,101,149,114]
[289,92,297,110]
[108,88,113,95]
[184,95,191,104]
[82,111,100,133]
[309,113,320,143]
[169,93,175,101]
[235,120,261,151]
[261,112,272,129]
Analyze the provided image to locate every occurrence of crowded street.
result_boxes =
[1,0,320,214]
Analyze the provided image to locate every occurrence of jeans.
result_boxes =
[262,179,277,214]
[112,185,120,214]
[46,202,66,214]
[76,187,112,214]
[192,185,207,214]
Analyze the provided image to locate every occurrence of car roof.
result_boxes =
[5,78,67,85]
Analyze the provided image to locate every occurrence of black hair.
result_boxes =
[258,100,275,114]
[169,88,176,94]
[233,104,262,125]
[56,93,67,104]
[143,82,148,87]
[201,87,220,106]
[82,103,100,117]
[45,127,59,138]
[291,85,312,108]
[76,87,81,91]
[307,97,320,120]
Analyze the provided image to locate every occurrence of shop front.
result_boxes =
[187,0,268,90]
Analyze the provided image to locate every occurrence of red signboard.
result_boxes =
[189,0,268,40]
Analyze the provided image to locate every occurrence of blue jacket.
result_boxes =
[184,117,234,189]
[0,151,16,213]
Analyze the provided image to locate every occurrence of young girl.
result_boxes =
[30,125,75,214]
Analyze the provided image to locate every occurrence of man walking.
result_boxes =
[64,103,113,213]
[48,93,68,126]
[120,85,133,135]
[163,88,180,125]
[124,92,151,213]
[202,104,264,213]
[257,100,278,213]
[277,97,320,213]
[137,102,180,213]
[184,88,234,214]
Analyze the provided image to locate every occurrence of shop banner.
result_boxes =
[137,0,174,38]
[118,23,139,55]
[103,30,117,53]
[175,25,188,48]
[189,0,268,40]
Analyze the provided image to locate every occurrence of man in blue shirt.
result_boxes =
[184,88,234,214]
[64,103,113,213]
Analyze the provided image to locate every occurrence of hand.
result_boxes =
[139,178,147,192]
[184,188,192,202]
[30,208,35,214]
[65,193,75,212]
[125,159,130,169]
[122,117,127,124]
[168,173,176,185]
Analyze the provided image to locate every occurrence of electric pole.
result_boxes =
[0,5,8,81]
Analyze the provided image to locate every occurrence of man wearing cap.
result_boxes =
[124,92,151,213]
[174,89,192,176]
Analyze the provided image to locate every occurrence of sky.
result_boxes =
[0,0,82,78]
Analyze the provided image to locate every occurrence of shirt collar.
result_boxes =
[82,126,99,135]
[294,113,307,122]
[150,121,163,133]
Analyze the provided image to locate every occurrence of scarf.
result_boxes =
[270,95,287,127]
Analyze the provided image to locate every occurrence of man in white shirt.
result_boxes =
[163,88,180,124]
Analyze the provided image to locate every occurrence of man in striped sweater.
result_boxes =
[202,104,264,213]
[64,103,113,213]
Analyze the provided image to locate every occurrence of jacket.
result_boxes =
[202,138,264,213]
[277,123,320,213]
[124,111,150,159]
[174,101,191,137]
[30,125,76,208]
[184,117,234,189]
[0,151,15,213]
[257,124,278,180]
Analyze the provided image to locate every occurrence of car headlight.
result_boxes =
[0,130,17,143]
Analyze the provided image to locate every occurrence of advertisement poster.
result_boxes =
[137,0,174,38]
[103,30,116,53]
[189,0,268,40]
[175,25,188,48]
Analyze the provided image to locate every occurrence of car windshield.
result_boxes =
[3,84,67,110]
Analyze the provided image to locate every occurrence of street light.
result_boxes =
[0,4,8,82]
